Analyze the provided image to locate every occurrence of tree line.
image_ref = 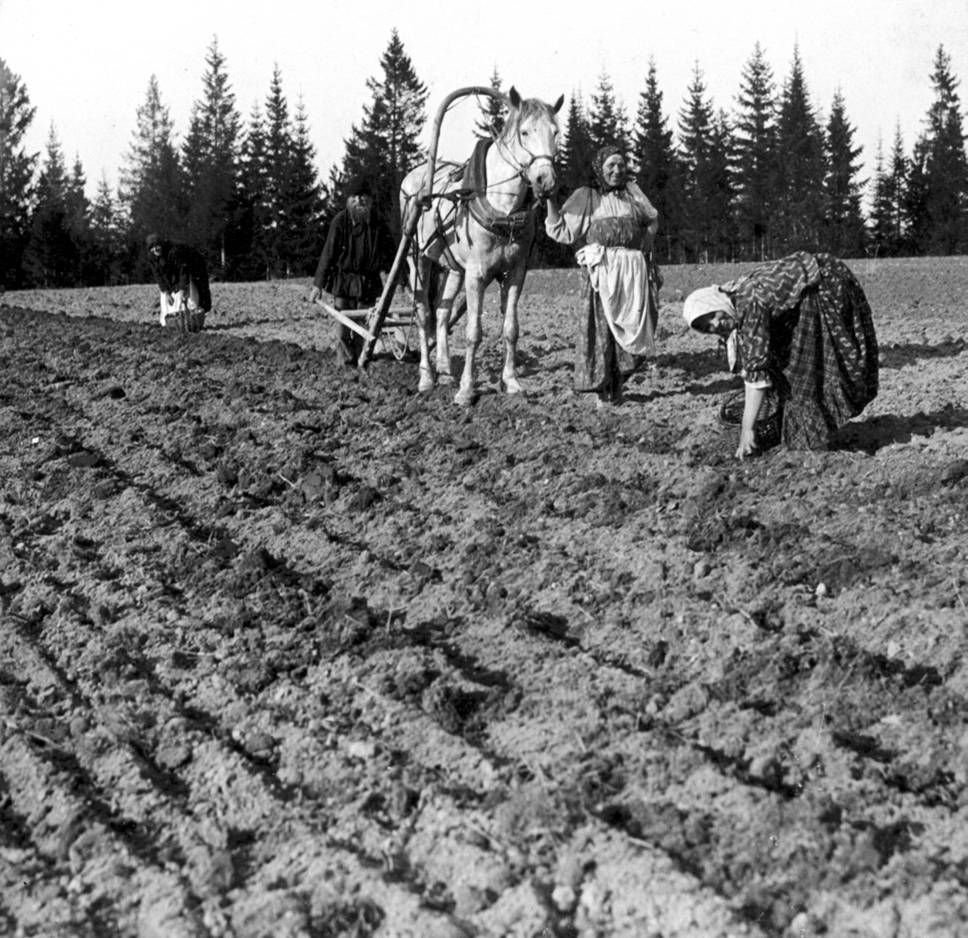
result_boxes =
[555,44,968,264]
[1,35,967,290]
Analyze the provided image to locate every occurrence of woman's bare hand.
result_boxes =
[735,428,757,459]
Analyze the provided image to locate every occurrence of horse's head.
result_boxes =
[499,87,564,200]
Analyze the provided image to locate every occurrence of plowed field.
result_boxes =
[2,256,967,938]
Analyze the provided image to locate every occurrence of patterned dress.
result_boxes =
[546,183,660,396]
[721,252,879,449]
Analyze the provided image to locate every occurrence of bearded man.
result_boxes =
[309,177,395,367]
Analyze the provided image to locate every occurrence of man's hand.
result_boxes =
[309,286,322,303]
[165,292,174,306]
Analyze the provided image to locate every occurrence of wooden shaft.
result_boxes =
[359,86,504,369]
[357,222,411,368]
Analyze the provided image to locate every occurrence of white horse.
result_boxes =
[400,87,563,405]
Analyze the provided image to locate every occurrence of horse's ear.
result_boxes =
[552,94,564,114]
[508,86,521,108]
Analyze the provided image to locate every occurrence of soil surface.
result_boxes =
[1,257,967,938]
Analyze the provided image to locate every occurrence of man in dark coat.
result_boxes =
[309,177,395,366]
[146,233,212,332]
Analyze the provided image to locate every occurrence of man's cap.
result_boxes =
[345,176,373,197]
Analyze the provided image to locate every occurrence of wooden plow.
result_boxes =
[315,86,501,369]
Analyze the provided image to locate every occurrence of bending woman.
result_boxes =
[545,145,661,405]
[683,251,879,457]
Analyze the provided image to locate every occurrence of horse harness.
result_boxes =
[461,137,535,241]
[419,138,536,265]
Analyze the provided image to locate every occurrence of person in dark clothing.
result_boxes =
[684,251,879,457]
[145,233,212,333]
[309,177,395,366]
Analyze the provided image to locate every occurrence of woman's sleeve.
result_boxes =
[735,285,773,385]
[545,187,594,244]
[626,181,659,250]
[626,182,658,223]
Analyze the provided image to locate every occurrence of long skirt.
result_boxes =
[574,256,660,397]
[770,255,879,448]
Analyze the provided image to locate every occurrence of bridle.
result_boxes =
[492,112,557,191]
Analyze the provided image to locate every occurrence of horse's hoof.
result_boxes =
[437,372,454,386]
[501,376,524,395]
[418,370,435,394]
[454,387,477,407]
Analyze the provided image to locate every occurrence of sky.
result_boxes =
[2,0,967,202]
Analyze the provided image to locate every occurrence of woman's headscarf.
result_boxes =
[593,145,625,192]
[683,285,734,329]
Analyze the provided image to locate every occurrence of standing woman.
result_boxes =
[683,251,879,457]
[545,146,661,406]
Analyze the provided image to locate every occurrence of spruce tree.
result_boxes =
[588,72,629,154]
[905,136,931,253]
[238,100,269,278]
[709,109,737,260]
[560,91,594,193]
[733,43,777,259]
[66,154,92,281]
[774,46,826,252]
[0,58,38,288]
[822,90,867,256]
[916,45,968,253]
[678,64,721,261]
[886,124,909,252]
[631,59,682,262]
[24,125,77,286]
[278,97,323,276]
[338,30,428,233]
[869,131,908,257]
[90,174,125,284]
[261,65,293,277]
[182,36,242,272]
[474,67,507,139]
[120,74,184,269]
[868,138,894,255]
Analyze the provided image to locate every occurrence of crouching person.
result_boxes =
[684,251,879,457]
[146,233,212,333]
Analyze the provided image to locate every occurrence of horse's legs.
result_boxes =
[499,267,527,394]
[434,269,464,385]
[455,272,485,407]
[412,257,436,393]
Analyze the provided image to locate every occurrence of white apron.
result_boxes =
[577,243,657,355]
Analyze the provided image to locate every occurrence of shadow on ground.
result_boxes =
[878,339,967,369]
[835,404,968,452]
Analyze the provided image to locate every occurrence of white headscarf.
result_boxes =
[682,286,734,329]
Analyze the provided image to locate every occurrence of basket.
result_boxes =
[718,388,783,450]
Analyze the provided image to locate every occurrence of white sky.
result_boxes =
[3,0,967,199]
